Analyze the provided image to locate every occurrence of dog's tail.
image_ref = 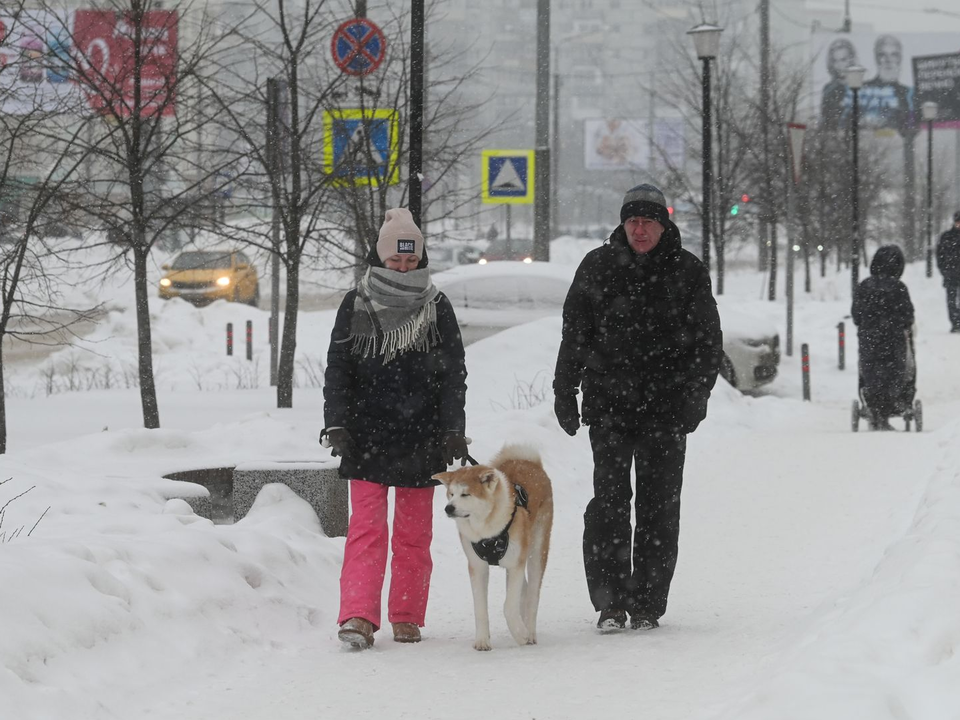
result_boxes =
[491,443,542,468]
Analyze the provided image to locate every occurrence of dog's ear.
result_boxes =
[432,471,454,485]
[479,470,499,487]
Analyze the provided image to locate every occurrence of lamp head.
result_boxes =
[687,23,723,59]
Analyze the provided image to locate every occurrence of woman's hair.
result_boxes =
[826,38,856,79]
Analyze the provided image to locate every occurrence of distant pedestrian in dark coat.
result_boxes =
[936,211,960,332]
[553,183,722,632]
[852,245,915,430]
[322,208,468,649]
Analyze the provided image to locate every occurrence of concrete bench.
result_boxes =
[233,460,348,537]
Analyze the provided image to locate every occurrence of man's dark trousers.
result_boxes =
[583,425,686,620]
[947,281,960,330]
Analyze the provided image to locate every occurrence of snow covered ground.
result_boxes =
[2,248,960,719]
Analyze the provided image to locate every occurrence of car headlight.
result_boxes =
[478,258,488,265]
[522,257,533,264]
[216,276,231,287]
[159,278,171,287]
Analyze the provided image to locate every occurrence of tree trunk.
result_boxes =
[277,247,300,408]
[133,246,160,428]
[0,346,6,454]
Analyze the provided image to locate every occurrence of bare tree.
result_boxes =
[0,6,108,452]
[207,0,497,407]
[25,0,242,428]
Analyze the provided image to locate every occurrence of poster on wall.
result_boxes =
[0,10,178,117]
[73,10,178,118]
[912,52,960,123]
[0,11,83,115]
[812,31,960,133]
[583,118,685,171]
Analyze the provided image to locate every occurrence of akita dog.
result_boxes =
[433,444,553,651]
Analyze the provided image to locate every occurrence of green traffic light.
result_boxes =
[730,204,739,216]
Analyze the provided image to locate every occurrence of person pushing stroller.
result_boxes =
[852,245,916,431]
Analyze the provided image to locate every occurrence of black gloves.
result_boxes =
[680,384,711,434]
[442,433,469,466]
[322,428,357,459]
[554,393,580,436]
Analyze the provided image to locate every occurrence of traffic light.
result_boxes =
[730,204,739,216]
[741,194,750,203]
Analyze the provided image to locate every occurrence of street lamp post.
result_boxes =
[922,101,938,278]
[845,64,866,296]
[688,23,723,274]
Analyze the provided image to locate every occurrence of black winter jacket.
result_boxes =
[554,223,722,433]
[936,227,960,283]
[323,290,467,488]
[852,246,914,363]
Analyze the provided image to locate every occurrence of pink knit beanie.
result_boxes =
[376,208,424,261]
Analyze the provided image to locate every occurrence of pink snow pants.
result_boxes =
[338,479,434,629]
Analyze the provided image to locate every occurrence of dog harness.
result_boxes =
[471,484,529,566]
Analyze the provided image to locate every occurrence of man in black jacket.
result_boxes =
[553,184,722,632]
[936,211,960,332]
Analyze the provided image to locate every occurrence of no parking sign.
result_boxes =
[331,18,386,77]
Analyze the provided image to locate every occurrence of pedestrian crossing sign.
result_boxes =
[481,149,535,204]
[323,109,399,186]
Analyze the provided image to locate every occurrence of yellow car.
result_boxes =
[159,250,260,306]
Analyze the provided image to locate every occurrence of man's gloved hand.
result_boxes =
[323,428,357,459]
[680,384,711,434]
[442,433,469,466]
[554,393,581,436]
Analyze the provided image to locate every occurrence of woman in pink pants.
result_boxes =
[321,208,468,649]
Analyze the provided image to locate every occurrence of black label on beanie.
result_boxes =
[397,239,416,254]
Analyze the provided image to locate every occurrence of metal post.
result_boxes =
[903,132,918,260]
[926,118,934,277]
[851,86,861,295]
[701,56,712,271]
[761,0,774,299]
[770,218,778,301]
[837,321,845,370]
[786,184,794,358]
[246,320,253,362]
[226,323,234,356]
[533,0,551,261]
[801,343,811,401]
[408,0,425,227]
[506,205,512,252]
[551,66,560,240]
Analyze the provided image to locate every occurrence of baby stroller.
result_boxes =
[852,327,922,431]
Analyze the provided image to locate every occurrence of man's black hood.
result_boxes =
[870,245,904,279]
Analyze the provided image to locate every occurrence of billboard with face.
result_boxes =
[813,32,960,134]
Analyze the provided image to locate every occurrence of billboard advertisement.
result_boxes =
[812,31,960,134]
[912,53,960,123]
[0,10,177,117]
[0,11,84,114]
[583,118,685,171]
[73,10,178,118]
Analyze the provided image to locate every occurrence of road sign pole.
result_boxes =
[533,0,551,261]
[506,205,512,250]
[409,0,425,227]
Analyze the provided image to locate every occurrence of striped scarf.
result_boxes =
[347,266,441,364]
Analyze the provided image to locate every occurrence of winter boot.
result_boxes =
[597,609,627,632]
[630,615,660,631]
[392,622,422,643]
[338,617,375,649]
